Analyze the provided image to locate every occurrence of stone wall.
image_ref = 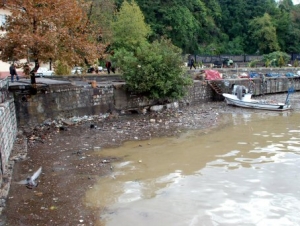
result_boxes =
[12,77,300,127]
[0,79,17,187]
[14,83,114,127]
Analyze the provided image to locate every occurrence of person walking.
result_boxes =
[106,61,112,74]
[9,63,19,82]
[190,58,196,70]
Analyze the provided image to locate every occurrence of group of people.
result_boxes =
[86,61,115,74]
[9,63,33,82]
[9,59,115,82]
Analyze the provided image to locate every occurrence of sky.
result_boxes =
[294,0,300,4]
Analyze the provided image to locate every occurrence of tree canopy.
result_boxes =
[111,1,192,100]
[0,0,106,66]
[249,13,280,54]
[112,0,151,51]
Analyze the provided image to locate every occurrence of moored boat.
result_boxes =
[223,85,291,111]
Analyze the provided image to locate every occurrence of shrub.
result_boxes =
[55,60,70,75]
[112,38,192,100]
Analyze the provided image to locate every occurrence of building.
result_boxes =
[0,4,12,78]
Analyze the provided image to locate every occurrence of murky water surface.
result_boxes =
[85,111,300,226]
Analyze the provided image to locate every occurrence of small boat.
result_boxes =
[223,85,291,111]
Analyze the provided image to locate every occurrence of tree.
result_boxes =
[112,0,151,51]
[112,38,192,100]
[86,0,115,44]
[249,13,280,54]
[278,55,285,67]
[0,0,106,69]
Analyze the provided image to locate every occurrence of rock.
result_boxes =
[62,119,73,126]
[150,119,156,123]
[150,105,164,112]
[166,102,179,109]
[43,118,53,126]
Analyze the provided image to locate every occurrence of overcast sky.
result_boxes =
[294,0,300,4]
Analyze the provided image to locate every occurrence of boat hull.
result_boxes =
[223,93,291,111]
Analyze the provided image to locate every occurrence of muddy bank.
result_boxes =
[0,92,297,225]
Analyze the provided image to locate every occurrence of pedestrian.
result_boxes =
[190,58,196,70]
[106,61,112,74]
[9,63,19,82]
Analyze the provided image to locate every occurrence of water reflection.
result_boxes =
[85,112,300,226]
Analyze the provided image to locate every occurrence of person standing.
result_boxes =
[106,61,111,74]
[9,63,19,82]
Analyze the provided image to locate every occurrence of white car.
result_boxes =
[36,67,55,77]
[71,67,83,75]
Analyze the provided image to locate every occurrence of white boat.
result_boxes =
[223,85,291,111]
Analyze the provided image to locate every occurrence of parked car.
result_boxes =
[36,67,55,77]
[213,61,223,68]
[87,67,95,73]
[71,67,83,75]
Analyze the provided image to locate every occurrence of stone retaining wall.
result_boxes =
[0,99,17,189]
[12,77,300,128]
[14,83,114,127]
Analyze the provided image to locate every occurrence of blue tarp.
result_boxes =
[265,73,281,78]
[286,72,296,78]
[249,72,259,78]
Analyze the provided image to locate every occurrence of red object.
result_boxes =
[205,70,222,80]
[106,61,111,68]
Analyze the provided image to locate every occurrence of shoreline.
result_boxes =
[1,92,299,225]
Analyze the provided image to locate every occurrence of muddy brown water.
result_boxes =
[85,111,300,226]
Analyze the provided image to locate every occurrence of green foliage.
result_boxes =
[263,51,290,67]
[293,59,299,67]
[112,0,151,51]
[248,59,259,68]
[221,37,244,54]
[265,59,270,67]
[55,60,70,75]
[112,38,192,100]
[88,0,115,43]
[278,55,285,68]
[104,0,300,55]
[249,13,280,54]
[133,0,222,54]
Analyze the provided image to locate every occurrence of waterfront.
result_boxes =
[86,111,300,226]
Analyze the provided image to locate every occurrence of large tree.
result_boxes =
[249,13,280,54]
[112,0,151,51]
[86,0,115,44]
[0,0,106,68]
[112,1,191,100]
